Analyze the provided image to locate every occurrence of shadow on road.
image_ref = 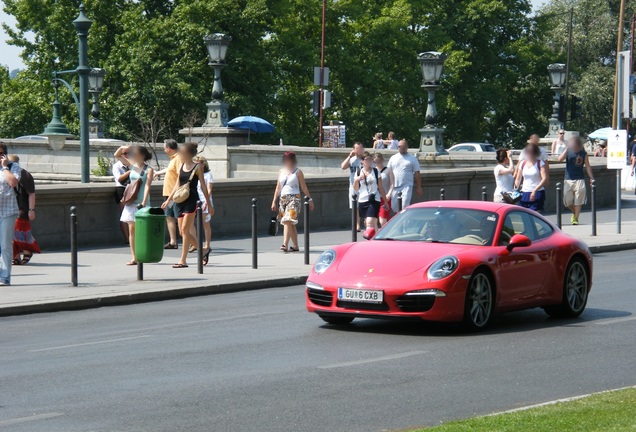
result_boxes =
[316,307,631,337]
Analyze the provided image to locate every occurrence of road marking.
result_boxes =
[30,335,151,353]
[595,316,636,326]
[484,385,636,416]
[318,351,427,370]
[0,412,64,427]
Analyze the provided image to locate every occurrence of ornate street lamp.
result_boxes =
[41,80,73,151]
[40,4,93,183]
[546,63,566,138]
[88,68,106,138]
[418,51,447,154]
[202,33,232,127]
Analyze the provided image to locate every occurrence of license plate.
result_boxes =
[338,288,383,304]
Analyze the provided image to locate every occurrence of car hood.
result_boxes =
[335,240,475,277]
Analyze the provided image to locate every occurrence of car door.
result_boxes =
[495,211,551,309]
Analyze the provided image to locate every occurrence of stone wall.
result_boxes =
[32,161,616,250]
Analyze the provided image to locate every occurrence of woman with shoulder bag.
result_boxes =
[354,151,388,237]
[162,144,212,268]
[271,152,314,252]
[115,145,154,266]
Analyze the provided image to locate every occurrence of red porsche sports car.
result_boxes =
[306,201,593,330]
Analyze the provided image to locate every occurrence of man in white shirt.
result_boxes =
[341,142,364,230]
[387,139,422,211]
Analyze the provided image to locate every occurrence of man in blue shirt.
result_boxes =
[558,136,594,225]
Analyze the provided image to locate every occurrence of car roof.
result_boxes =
[409,200,509,212]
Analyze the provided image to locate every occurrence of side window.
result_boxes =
[467,146,476,151]
[532,215,554,240]
[499,212,531,245]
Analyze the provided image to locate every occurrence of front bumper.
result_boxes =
[305,279,467,322]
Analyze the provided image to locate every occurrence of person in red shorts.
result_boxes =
[373,153,393,227]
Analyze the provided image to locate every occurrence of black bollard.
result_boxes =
[137,262,143,281]
[196,201,204,274]
[591,180,597,236]
[482,186,487,202]
[252,198,258,269]
[440,188,445,201]
[556,182,562,229]
[351,194,358,242]
[70,206,78,287]
[304,196,310,265]
[397,191,403,212]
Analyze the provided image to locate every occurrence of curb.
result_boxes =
[589,242,636,254]
[0,275,308,317]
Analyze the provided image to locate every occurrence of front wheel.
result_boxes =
[544,258,589,318]
[463,271,494,331]
[319,315,354,325]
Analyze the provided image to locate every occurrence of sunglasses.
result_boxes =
[558,132,564,135]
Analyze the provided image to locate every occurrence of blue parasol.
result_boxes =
[588,127,612,140]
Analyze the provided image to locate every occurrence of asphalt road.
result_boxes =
[1,252,635,432]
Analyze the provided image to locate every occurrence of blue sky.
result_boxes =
[0,0,547,71]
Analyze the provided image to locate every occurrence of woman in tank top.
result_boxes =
[162,144,212,268]
[114,145,154,266]
[271,152,314,252]
[514,143,549,213]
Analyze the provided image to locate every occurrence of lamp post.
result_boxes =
[88,68,106,138]
[546,63,566,138]
[39,4,93,183]
[41,79,73,151]
[202,33,232,127]
[418,51,448,154]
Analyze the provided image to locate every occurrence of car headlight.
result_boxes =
[314,249,337,274]
[427,256,459,280]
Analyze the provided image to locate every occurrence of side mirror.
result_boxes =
[506,234,532,252]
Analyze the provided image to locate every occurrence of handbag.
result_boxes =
[268,213,279,236]
[502,190,522,204]
[120,166,147,205]
[172,164,199,204]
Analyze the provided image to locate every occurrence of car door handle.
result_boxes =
[538,252,550,260]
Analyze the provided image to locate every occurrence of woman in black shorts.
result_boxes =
[353,151,388,238]
[162,144,212,268]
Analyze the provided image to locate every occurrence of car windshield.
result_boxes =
[374,207,498,246]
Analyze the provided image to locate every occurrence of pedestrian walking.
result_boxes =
[154,139,180,249]
[7,155,40,265]
[271,152,314,252]
[115,145,154,265]
[385,132,399,150]
[515,142,548,213]
[113,155,130,243]
[551,130,567,155]
[161,144,212,269]
[493,148,514,203]
[373,152,392,226]
[353,152,388,237]
[341,142,364,231]
[0,143,22,285]
[387,139,422,210]
[372,132,385,149]
[187,156,214,266]
[558,136,594,225]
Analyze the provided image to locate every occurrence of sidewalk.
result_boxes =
[2,196,636,317]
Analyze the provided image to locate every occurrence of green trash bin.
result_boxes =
[135,207,166,263]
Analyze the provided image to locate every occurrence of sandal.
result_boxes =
[12,258,21,266]
[188,245,197,253]
[289,246,300,252]
[126,260,138,266]
[202,249,210,266]
[21,253,32,265]
[172,263,189,269]
[164,243,178,250]
[280,245,288,252]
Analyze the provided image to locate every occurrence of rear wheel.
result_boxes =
[463,271,494,331]
[544,258,589,318]
[319,315,354,325]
